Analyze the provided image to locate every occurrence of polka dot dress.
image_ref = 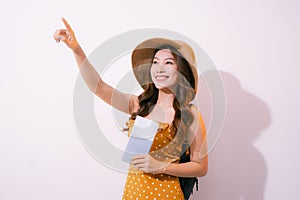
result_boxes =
[122,119,184,200]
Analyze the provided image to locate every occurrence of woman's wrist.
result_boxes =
[159,162,172,174]
[72,44,83,55]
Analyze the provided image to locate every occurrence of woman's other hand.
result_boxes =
[131,154,171,174]
[53,18,79,51]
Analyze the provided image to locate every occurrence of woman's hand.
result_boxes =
[53,18,80,51]
[131,154,171,174]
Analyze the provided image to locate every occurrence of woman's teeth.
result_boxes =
[156,75,169,80]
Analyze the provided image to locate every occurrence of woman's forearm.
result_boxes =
[72,45,87,67]
[72,46,102,93]
[162,161,208,177]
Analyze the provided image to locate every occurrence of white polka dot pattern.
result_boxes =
[122,120,184,200]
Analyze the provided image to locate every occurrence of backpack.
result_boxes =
[179,143,199,200]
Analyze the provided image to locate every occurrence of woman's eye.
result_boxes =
[152,61,158,64]
[166,61,173,65]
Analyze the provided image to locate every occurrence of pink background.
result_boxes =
[1,0,299,199]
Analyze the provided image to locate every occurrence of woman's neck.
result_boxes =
[156,89,175,107]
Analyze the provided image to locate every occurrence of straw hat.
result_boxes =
[131,38,198,93]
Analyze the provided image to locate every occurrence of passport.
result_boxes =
[122,116,159,163]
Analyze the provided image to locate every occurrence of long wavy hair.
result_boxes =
[128,44,196,143]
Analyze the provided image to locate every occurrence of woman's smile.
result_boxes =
[155,74,170,81]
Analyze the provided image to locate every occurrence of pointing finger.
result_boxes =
[62,17,72,31]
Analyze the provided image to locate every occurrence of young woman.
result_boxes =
[54,18,208,200]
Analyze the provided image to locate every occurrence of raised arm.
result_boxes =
[53,18,139,114]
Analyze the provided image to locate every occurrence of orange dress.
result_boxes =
[122,119,184,200]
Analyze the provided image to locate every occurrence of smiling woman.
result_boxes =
[54,18,207,200]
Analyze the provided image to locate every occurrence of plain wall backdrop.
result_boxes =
[1,0,299,199]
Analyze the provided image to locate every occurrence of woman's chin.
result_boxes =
[154,83,176,93]
[154,83,167,89]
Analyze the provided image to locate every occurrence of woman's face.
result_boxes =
[150,49,178,91]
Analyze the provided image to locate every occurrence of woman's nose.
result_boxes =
[156,64,165,73]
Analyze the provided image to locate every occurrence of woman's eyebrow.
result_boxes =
[153,57,175,60]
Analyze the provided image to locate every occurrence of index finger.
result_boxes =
[61,17,72,31]
[131,154,147,161]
